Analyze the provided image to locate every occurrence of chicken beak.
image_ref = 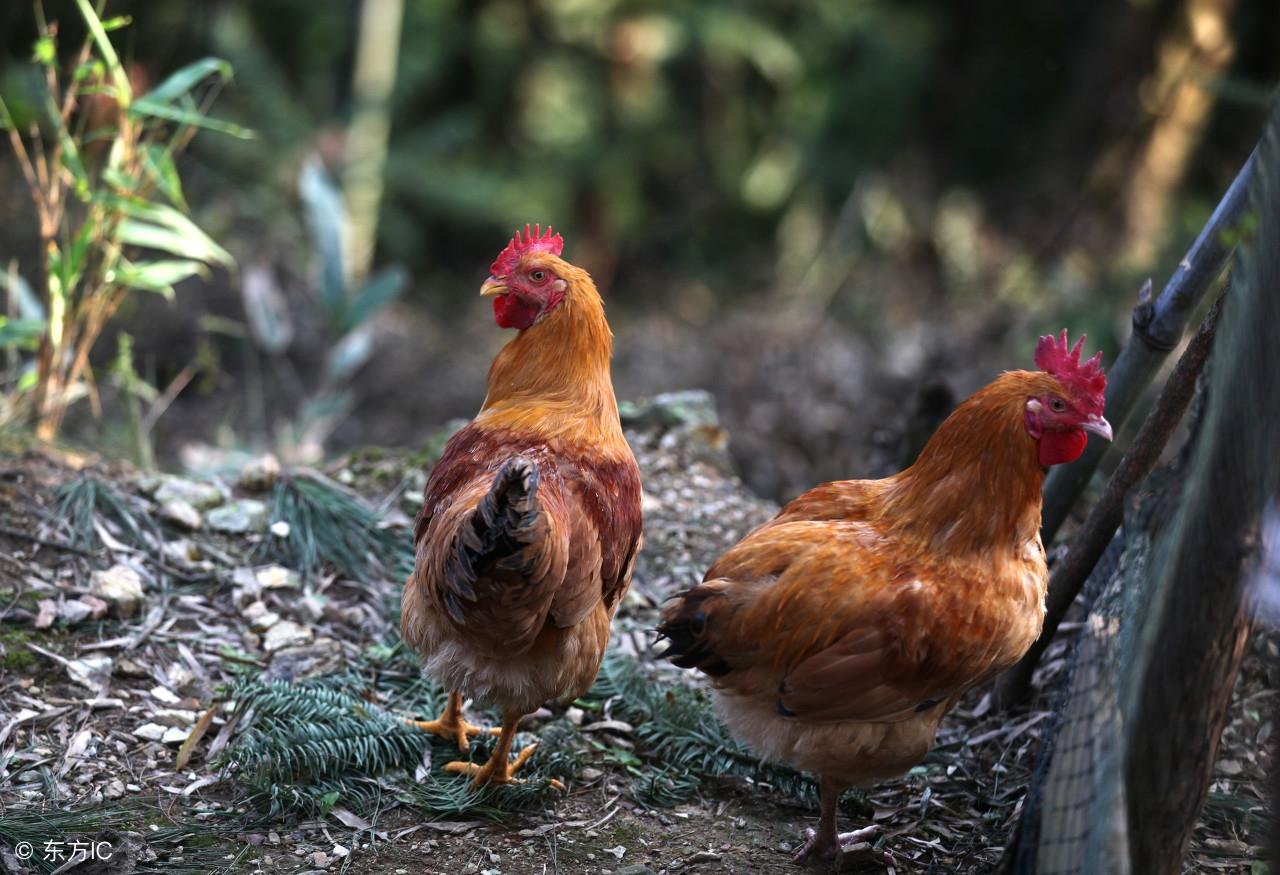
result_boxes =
[1082,414,1113,442]
[479,277,507,298]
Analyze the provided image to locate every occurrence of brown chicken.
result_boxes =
[401,225,642,787]
[658,331,1110,862]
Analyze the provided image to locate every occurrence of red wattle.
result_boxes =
[493,294,540,330]
[1039,429,1088,467]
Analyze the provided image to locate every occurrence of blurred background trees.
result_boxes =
[0,0,1275,499]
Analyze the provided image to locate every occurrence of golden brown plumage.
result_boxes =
[401,227,642,786]
[658,335,1110,862]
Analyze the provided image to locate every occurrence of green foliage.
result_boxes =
[585,649,831,808]
[220,667,574,820]
[0,803,247,874]
[255,471,414,582]
[0,1,245,439]
[52,474,159,553]
[244,156,408,461]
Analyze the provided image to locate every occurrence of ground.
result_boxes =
[0,395,1269,874]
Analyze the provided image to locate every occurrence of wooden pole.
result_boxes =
[1124,103,1280,874]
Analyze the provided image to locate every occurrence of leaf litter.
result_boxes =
[0,401,1271,873]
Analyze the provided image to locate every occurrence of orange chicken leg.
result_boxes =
[404,691,499,753]
[444,711,539,788]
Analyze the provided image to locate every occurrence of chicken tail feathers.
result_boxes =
[655,583,732,678]
[442,457,543,622]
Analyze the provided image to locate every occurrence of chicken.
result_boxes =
[401,225,642,787]
[657,331,1110,862]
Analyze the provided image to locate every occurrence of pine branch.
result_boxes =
[255,472,413,582]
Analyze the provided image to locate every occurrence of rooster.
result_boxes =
[401,225,643,787]
[658,331,1110,862]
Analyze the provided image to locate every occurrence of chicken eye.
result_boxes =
[530,270,547,283]
[1050,398,1067,412]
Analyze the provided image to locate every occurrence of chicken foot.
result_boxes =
[444,710,552,789]
[793,779,881,864]
[404,691,499,753]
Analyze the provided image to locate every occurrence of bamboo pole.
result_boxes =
[344,0,404,287]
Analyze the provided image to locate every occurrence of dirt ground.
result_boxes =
[0,407,1270,874]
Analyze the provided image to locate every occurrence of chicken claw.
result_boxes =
[445,742,538,788]
[793,824,880,864]
[404,691,499,753]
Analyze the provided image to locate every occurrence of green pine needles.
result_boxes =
[220,665,572,819]
[256,472,414,582]
[219,644,856,823]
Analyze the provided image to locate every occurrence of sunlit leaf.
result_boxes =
[100,15,133,32]
[116,220,232,270]
[129,97,253,139]
[115,199,234,267]
[32,36,55,66]
[114,258,209,299]
[142,57,232,104]
[72,0,131,106]
[142,145,187,210]
[0,317,46,350]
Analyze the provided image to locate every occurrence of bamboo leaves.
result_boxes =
[0,2,246,438]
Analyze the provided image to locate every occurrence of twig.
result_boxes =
[0,522,96,557]
[1041,147,1258,544]
[995,289,1226,709]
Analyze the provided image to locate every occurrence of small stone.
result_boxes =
[580,767,604,782]
[310,851,330,869]
[134,723,168,741]
[152,709,198,727]
[163,539,201,564]
[66,656,113,690]
[153,476,225,511]
[270,520,291,538]
[161,726,190,745]
[104,779,126,799]
[159,498,202,530]
[150,685,181,705]
[331,845,349,859]
[34,599,57,629]
[242,600,281,632]
[166,663,195,690]
[263,620,313,652]
[115,657,149,678]
[207,499,268,534]
[58,599,94,625]
[565,706,585,726]
[238,454,281,492]
[90,564,145,617]
[257,565,301,589]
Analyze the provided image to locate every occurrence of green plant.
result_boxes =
[255,470,414,582]
[0,0,249,440]
[279,157,407,461]
[221,668,574,820]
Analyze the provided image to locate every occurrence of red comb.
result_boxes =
[1034,329,1107,414]
[489,224,564,277]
